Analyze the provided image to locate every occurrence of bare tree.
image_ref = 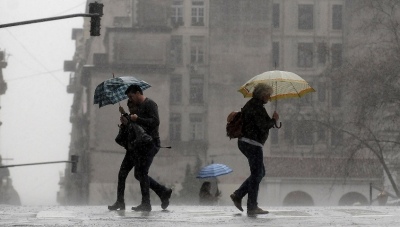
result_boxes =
[314,0,400,197]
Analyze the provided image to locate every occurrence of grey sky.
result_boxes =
[0,0,86,205]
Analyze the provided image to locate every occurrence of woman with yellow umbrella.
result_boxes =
[230,70,315,215]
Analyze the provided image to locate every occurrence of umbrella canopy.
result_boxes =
[196,163,233,179]
[94,76,151,108]
[238,70,315,101]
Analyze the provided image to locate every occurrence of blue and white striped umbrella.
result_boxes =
[94,76,151,108]
[196,163,233,179]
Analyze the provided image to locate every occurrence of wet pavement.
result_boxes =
[0,205,400,226]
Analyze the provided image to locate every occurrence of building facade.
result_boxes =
[0,51,21,205]
[59,0,383,206]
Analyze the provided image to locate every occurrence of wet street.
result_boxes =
[1,205,400,226]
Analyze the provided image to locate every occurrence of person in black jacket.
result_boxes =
[124,85,172,212]
[108,100,138,211]
[230,83,279,215]
[199,181,221,205]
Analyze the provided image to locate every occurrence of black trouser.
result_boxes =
[234,140,265,210]
[133,138,168,205]
[116,150,136,202]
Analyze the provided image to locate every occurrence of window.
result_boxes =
[169,113,181,141]
[190,114,204,140]
[296,121,313,145]
[298,4,314,30]
[170,36,183,65]
[191,0,204,26]
[317,42,327,64]
[190,36,205,64]
[331,43,342,68]
[273,3,280,28]
[298,43,313,68]
[332,5,342,30]
[170,75,182,104]
[190,75,204,104]
[299,82,313,106]
[318,124,326,142]
[171,0,184,26]
[306,83,313,102]
[318,81,326,102]
[272,42,280,68]
[331,81,341,107]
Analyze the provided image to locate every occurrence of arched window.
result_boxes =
[283,191,314,206]
[338,192,368,206]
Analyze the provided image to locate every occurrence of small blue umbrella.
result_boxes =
[94,76,151,108]
[196,163,233,179]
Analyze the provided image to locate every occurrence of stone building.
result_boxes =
[59,0,383,206]
[0,50,8,126]
[0,155,21,205]
[0,51,20,205]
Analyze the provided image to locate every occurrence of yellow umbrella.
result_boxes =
[238,70,316,128]
[238,70,315,101]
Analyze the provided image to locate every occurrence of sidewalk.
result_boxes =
[1,205,400,226]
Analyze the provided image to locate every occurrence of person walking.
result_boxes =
[230,83,279,215]
[124,84,172,212]
[108,100,138,211]
[199,181,221,205]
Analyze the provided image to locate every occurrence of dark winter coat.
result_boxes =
[115,97,159,150]
[135,98,160,140]
[241,97,276,145]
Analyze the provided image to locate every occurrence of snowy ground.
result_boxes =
[0,205,399,226]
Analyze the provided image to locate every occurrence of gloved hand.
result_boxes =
[119,106,126,114]
[120,115,129,125]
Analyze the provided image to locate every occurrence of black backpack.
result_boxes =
[226,111,243,139]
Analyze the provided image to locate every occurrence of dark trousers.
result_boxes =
[234,140,265,210]
[134,139,168,205]
[116,151,136,202]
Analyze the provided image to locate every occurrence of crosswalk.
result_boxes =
[0,206,399,226]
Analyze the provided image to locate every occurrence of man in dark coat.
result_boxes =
[230,83,279,215]
[124,85,172,212]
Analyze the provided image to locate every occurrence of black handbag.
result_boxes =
[115,126,128,148]
[132,123,153,145]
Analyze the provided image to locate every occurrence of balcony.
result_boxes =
[67,73,77,94]
[0,80,7,95]
[64,61,75,72]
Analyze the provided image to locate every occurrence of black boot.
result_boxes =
[131,203,152,212]
[247,207,269,215]
[160,188,172,210]
[108,201,125,211]
[230,193,243,212]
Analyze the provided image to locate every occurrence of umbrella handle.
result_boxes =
[274,121,282,129]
